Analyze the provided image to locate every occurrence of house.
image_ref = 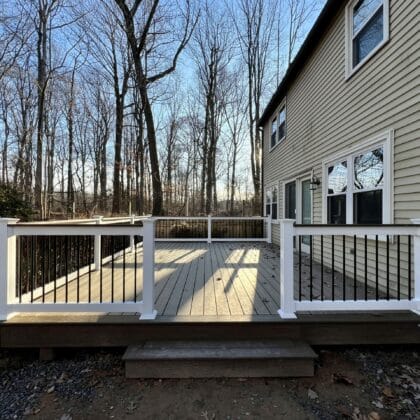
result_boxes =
[259,0,420,299]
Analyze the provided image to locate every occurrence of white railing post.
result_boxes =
[278,219,297,319]
[207,215,212,244]
[411,219,420,314]
[93,215,103,271]
[0,218,19,321]
[140,218,157,320]
[130,214,136,253]
[266,215,272,244]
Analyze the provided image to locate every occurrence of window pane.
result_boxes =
[272,203,278,220]
[272,187,277,202]
[354,147,384,190]
[327,195,346,224]
[285,182,296,219]
[265,204,271,216]
[271,119,277,148]
[353,6,383,66]
[328,161,347,194]
[353,190,382,224]
[278,107,286,125]
[353,0,382,35]
[278,122,285,141]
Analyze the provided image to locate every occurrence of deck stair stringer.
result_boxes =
[122,339,317,378]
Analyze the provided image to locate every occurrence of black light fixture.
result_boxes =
[309,170,321,191]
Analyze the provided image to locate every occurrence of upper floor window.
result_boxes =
[346,0,389,77]
[270,105,286,150]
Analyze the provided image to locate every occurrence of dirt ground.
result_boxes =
[0,346,419,420]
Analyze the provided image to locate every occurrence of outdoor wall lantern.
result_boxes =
[309,170,321,191]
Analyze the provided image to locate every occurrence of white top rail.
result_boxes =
[294,225,420,236]
[9,224,144,237]
[153,216,268,220]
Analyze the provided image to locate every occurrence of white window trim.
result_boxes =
[321,130,394,225]
[345,0,390,79]
[264,183,279,220]
[269,99,287,152]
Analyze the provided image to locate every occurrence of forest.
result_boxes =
[0,0,322,219]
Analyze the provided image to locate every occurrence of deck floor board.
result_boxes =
[32,241,392,319]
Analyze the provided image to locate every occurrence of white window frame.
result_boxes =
[269,100,287,151]
[322,130,393,226]
[264,183,279,220]
[345,0,390,79]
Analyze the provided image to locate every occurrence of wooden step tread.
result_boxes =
[123,340,317,360]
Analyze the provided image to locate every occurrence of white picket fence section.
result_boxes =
[278,219,420,319]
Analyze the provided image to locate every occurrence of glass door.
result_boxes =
[285,181,296,219]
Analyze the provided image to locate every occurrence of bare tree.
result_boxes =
[113,0,197,215]
[230,0,277,214]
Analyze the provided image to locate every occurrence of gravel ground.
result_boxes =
[0,346,419,419]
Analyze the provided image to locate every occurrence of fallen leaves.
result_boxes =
[332,373,354,386]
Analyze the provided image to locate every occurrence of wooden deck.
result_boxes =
[35,242,282,317]
[34,241,386,319]
[3,242,419,348]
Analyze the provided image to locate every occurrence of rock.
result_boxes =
[308,389,318,400]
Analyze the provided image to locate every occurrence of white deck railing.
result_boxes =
[1,215,419,321]
[278,219,420,319]
[154,216,271,243]
[0,216,157,321]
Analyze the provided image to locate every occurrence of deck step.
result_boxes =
[123,340,317,378]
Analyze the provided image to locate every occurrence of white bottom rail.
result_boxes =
[278,299,420,319]
[3,302,157,321]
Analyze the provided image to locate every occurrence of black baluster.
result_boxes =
[65,236,69,303]
[342,235,346,301]
[77,236,80,303]
[408,236,412,300]
[364,235,368,300]
[375,235,379,300]
[353,235,357,301]
[309,235,313,301]
[332,235,335,301]
[123,240,126,302]
[41,237,46,301]
[111,236,114,303]
[53,236,57,303]
[386,235,390,300]
[31,236,35,303]
[298,236,302,301]
[88,236,92,303]
[321,235,324,301]
[134,240,137,302]
[397,235,401,300]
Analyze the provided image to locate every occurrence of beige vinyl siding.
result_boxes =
[263,1,419,297]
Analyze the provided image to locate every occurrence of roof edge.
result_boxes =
[258,0,344,127]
